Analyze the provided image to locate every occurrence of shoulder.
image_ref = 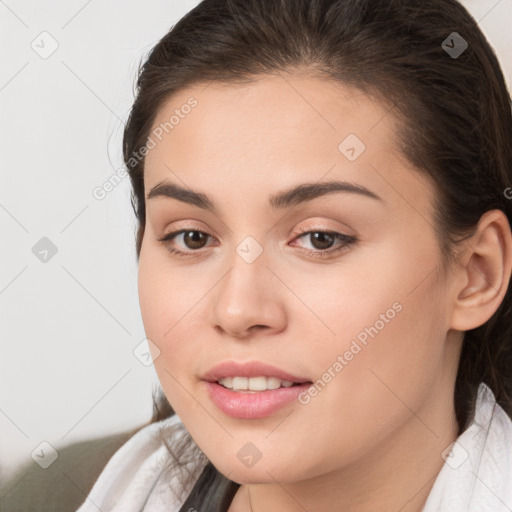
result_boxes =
[73,414,207,512]
[467,384,512,510]
[423,382,512,512]
[0,425,140,512]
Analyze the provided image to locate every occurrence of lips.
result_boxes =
[205,381,313,419]
[201,360,311,384]
[201,360,314,418]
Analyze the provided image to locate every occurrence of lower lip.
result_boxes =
[204,381,312,419]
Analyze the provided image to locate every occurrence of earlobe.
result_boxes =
[450,210,512,331]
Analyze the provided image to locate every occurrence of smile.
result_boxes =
[204,381,313,419]
[217,376,300,391]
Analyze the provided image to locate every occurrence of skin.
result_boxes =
[137,72,512,512]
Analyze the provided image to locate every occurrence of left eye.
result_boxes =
[157,229,357,259]
[291,230,357,257]
[294,231,351,251]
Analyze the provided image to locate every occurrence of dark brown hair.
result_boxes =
[123,0,512,509]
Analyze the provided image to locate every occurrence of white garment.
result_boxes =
[421,382,512,511]
[75,413,208,512]
[76,382,512,512]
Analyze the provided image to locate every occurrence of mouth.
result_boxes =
[204,380,313,419]
[216,376,307,392]
[200,361,313,419]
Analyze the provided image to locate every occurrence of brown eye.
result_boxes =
[157,229,214,257]
[291,230,357,259]
[182,230,209,250]
[309,232,336,250]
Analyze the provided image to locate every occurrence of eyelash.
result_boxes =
[157,228,357,260]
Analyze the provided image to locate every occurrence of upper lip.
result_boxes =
[201,360,311,383]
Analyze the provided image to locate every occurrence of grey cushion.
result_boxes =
[0,426,141,512]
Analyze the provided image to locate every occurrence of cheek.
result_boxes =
[137,247,213,409]
[306,247,447,442]
[301,235,444,379]
[271,265,448,476]
[138,237,207,339]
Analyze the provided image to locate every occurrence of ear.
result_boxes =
[450,210,512,331]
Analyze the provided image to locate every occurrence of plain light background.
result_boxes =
[1,0,511,476]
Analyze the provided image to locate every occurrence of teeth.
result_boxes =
[232,376,248,390]
[267,377,282,390]
[219,376,233,388]
[248,376,267,391]
[217,376,298,391]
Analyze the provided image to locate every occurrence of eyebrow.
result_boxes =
[146,179,382,211]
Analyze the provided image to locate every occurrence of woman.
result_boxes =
[76,0,512,510]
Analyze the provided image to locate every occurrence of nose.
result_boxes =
[211,247,287,339]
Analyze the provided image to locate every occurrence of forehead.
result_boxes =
[143,73,430,212]
[146,74,393,162]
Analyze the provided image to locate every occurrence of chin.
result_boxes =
[209,453,306,485]
[215,464,282,485]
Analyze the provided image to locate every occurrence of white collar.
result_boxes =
[422,382,512,511]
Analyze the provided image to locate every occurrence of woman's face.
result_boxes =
[138,74,462,484]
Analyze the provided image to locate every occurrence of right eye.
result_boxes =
[157,229,216,258]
